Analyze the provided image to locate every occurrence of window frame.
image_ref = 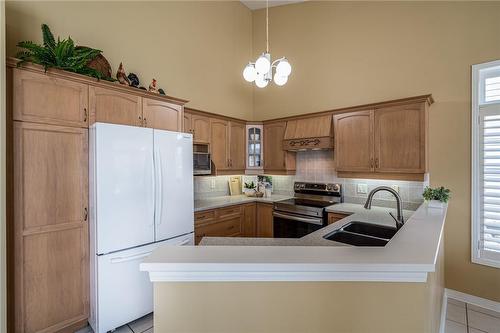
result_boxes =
[472,59,500,269]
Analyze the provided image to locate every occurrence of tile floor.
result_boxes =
[445,298,500,333]
[75,313,153,333]
[76,299,499,333]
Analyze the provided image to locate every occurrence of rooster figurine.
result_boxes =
[116,62,130,85]
[148,79,159,94]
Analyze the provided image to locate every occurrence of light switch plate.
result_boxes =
[357,184,368,194]
[391,185,400,193]
[210,178,216,189]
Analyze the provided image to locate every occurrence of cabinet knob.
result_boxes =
[84,207,88,221]
[83,108,88,122]
[370,158,374,168]
[375,158,379,168]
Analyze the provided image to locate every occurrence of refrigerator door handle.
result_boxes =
[156,149,163,225]
[178,238,191,246]
[151,151,155,228]
[109,251,153,264]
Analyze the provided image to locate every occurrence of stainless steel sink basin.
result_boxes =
[323,221,398,246]
[342,221,397,239]
[324,231,388,246]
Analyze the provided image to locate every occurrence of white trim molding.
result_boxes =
[471,59,500,269]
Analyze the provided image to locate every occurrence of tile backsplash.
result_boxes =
[194,150,426,210]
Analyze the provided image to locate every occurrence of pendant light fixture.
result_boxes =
[242,0,292,88]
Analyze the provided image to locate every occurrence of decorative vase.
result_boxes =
[427,200,444,209]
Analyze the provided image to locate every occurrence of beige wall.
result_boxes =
[5,1,254,119]
[4,0,500,304]
[252,1,500,302]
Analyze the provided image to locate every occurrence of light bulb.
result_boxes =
[276,59,292,77]
[255,75,269,88]
[243,64,257,82]
[273,74,288,86]
[255,53,271,74]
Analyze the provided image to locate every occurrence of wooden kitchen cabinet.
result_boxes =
[13,121,89,333]
[328,212,351,225]
[194,205,243,244]
[256,203,274,238]
[263,122,296,174]
[184,109,211,143]
[374,103,427,173]
[334,110,374,172]
[229,121,246,171]
[89,86,142,126]
[242,203,257,237]
[210,118,230,171]
[142,97,183,131]
[334,101,429,180]
[192,114,211,143]
[13,68,89,128]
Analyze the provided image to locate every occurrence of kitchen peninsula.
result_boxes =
[141,201,447,333]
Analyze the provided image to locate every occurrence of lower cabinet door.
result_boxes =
[257,203,274,238]
[13,122,89,333]
[243,204,257,237]
[195,216,242,244]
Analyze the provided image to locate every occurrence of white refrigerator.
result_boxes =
[89,123,194,333]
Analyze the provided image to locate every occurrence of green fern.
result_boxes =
[16,24,112,81]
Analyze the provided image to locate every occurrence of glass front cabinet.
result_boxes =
[246,124,264,173]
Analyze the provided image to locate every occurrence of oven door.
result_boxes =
[273,211,325,238]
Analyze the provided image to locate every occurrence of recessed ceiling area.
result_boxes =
[240,0,305,11]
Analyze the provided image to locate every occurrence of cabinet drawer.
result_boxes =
[195,217,241,244]
[216,205,242,219]
[194,210,215,224]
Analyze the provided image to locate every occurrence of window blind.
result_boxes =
[473,60,500,268]
[480,110,500,257]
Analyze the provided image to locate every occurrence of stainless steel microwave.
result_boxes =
[193,143,211,175]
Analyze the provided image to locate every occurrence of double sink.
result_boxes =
[323,221,398,246]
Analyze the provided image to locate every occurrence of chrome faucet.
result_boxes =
[364,186,405,230]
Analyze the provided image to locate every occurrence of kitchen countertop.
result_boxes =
[200,203,415,246]
[141,201,447,283]
[194,194,292,212]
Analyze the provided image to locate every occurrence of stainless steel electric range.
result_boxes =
[273,182,343,238]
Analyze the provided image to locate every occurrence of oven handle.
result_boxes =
[272,212,324,225]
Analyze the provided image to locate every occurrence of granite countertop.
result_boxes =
[200,203,415,246]
[194,194,292,212]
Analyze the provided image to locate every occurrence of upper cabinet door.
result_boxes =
[183,112,192,134]
[229,121,246,170]
[143,98,183,131]
[13,69,89,128]
[334,110,374,172]
[89,86,142,126]
[210,118,229,170]
[374,103,426,173]
[191,114,211,143]
[263,122,286,171]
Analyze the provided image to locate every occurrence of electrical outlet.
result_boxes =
[357,183,368,194]
[391,185,399,193]
[210,178,216,189]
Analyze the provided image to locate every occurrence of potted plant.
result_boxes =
[244,181,257,197]
[422,186,451,209]
[16,24,112,80]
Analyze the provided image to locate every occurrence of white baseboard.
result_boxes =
[445,288,500,313]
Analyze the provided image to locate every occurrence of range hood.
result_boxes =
[283,114,333,151]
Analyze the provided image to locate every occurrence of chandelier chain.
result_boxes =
[266,0,269,53]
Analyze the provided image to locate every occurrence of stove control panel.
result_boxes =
[294,182,342,195]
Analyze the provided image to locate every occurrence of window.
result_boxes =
[472,59,500,268]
